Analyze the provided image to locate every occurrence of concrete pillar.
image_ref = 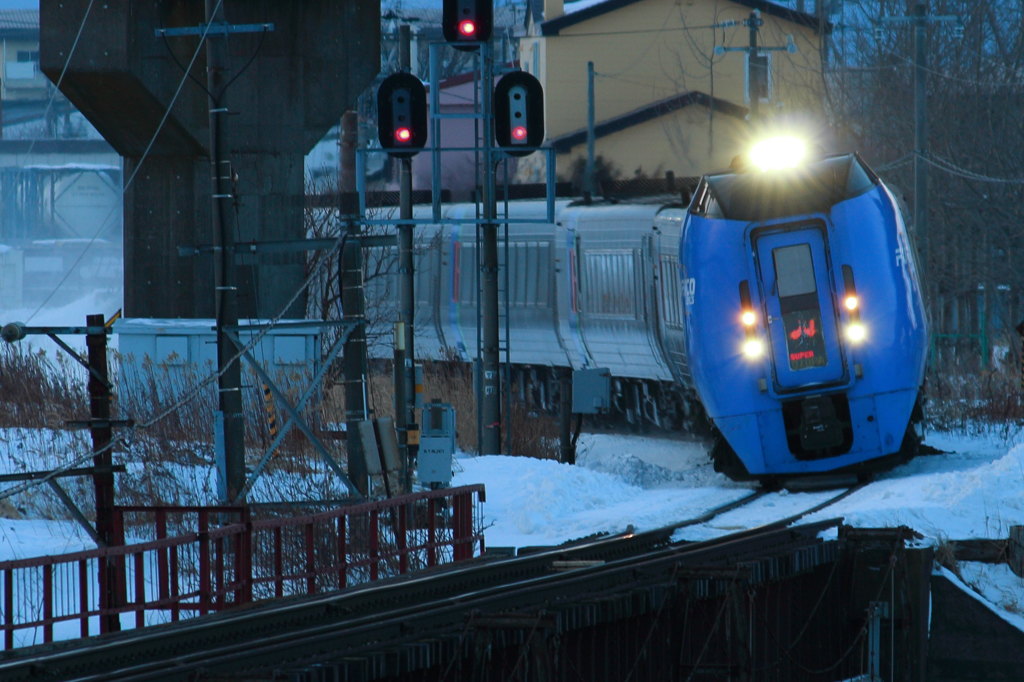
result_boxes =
[40,0,380,318]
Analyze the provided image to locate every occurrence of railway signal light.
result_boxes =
[443,0,492,50]
[494,71,544,157]
[377,73,428,158]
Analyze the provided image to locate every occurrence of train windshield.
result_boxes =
[690,153,876,221]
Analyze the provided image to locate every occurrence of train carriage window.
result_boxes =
[528,243,551,307]
[773,244,827,370]
[415,235,441,305]
[458,243,477,304]
[583,250,637,318]
[498,242,551,308]
[660,256,683,328]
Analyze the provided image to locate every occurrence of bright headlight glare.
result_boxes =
[748,135,808,172]
[846,322,867,343]
[844,295,859,311]
[740,310,757,327]
[742,338,765,359]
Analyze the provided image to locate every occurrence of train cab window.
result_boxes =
[773,244,827,370]
[699,154,878,221]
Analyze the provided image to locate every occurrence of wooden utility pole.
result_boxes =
[206,0,245,503]
[341,110,370,496]
[85,314,119,633]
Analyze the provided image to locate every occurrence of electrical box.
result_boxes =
[418,401,456,487]
[572,367,611,414]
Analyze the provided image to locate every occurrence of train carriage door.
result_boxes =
[754,225,846,390]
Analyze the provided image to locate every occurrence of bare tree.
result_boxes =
[825,0,1024,370]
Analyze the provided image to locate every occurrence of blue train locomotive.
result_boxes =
[375,137,927,481]
[680,137,928,480]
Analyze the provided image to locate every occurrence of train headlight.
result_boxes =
[846,322,867,344]
[740,309,757,327]
[748,135,808,172]
[843,295,859,311]
[742,337,765,359]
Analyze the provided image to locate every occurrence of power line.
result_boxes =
[25,0,226,323]
[925,153,1024,184]
[0,227,348,504]
[22,0,96,158]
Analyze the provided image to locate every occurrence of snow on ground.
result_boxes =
[452,428,1024,549]
[2,425,1024,631]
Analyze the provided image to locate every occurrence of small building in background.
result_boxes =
[0,10,49,105]
[114,318,322,413]
[520,0,829,182]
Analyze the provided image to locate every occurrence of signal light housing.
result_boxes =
[444,0,492,50]
[377,73,427,158]
[494,70,544,157]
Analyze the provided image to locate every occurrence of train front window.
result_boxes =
[773,244,827,370]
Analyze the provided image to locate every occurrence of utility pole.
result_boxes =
[85,313,119,634]
[748,10,761,119]
[713,10,796,122]
[879,2,961,284]
[586,61,595,198]
[341,110,370,497]
[480,41,501,456]
[396,24,418,492]
[206,0,245,503]
[913,1,929,275]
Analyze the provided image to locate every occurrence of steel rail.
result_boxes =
[0,484,863,680]
[59,518,844,681]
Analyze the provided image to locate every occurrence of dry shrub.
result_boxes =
[352,358,561,460]
[0,346,86,428]
[925,366,1024,439]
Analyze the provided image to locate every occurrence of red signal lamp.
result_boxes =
[394,127,413,144]
[458,19,477,37]
[511,125,528,142]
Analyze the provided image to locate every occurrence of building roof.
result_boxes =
[536,0,827,35]
[0,9,38,35]
[547,90,747,153]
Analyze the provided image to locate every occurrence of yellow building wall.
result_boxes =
[520,0,825,178]
[565,102,752,180]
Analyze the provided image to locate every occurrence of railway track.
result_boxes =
[0,482,868,681]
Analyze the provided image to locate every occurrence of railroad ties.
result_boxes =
[0,518,935,682]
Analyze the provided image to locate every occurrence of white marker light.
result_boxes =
[844,295,859,311]
[740,310,757,327]
[846,322,867,343]
[748,135,808,172]
[742,337,765,359]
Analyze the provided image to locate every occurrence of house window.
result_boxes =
[746,52,771,103]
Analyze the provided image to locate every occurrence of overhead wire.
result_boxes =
[24,0,227,323]
[0,0,330,503]
[924,152,1024,184]
[20,0,98,323]
[0,226,348,503]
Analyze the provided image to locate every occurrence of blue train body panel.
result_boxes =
[681,153,928,476]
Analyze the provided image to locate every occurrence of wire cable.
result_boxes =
[21,0,96,158]
[25,0,226,323]
[0,225,348,503]
[924,153,1024,184]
